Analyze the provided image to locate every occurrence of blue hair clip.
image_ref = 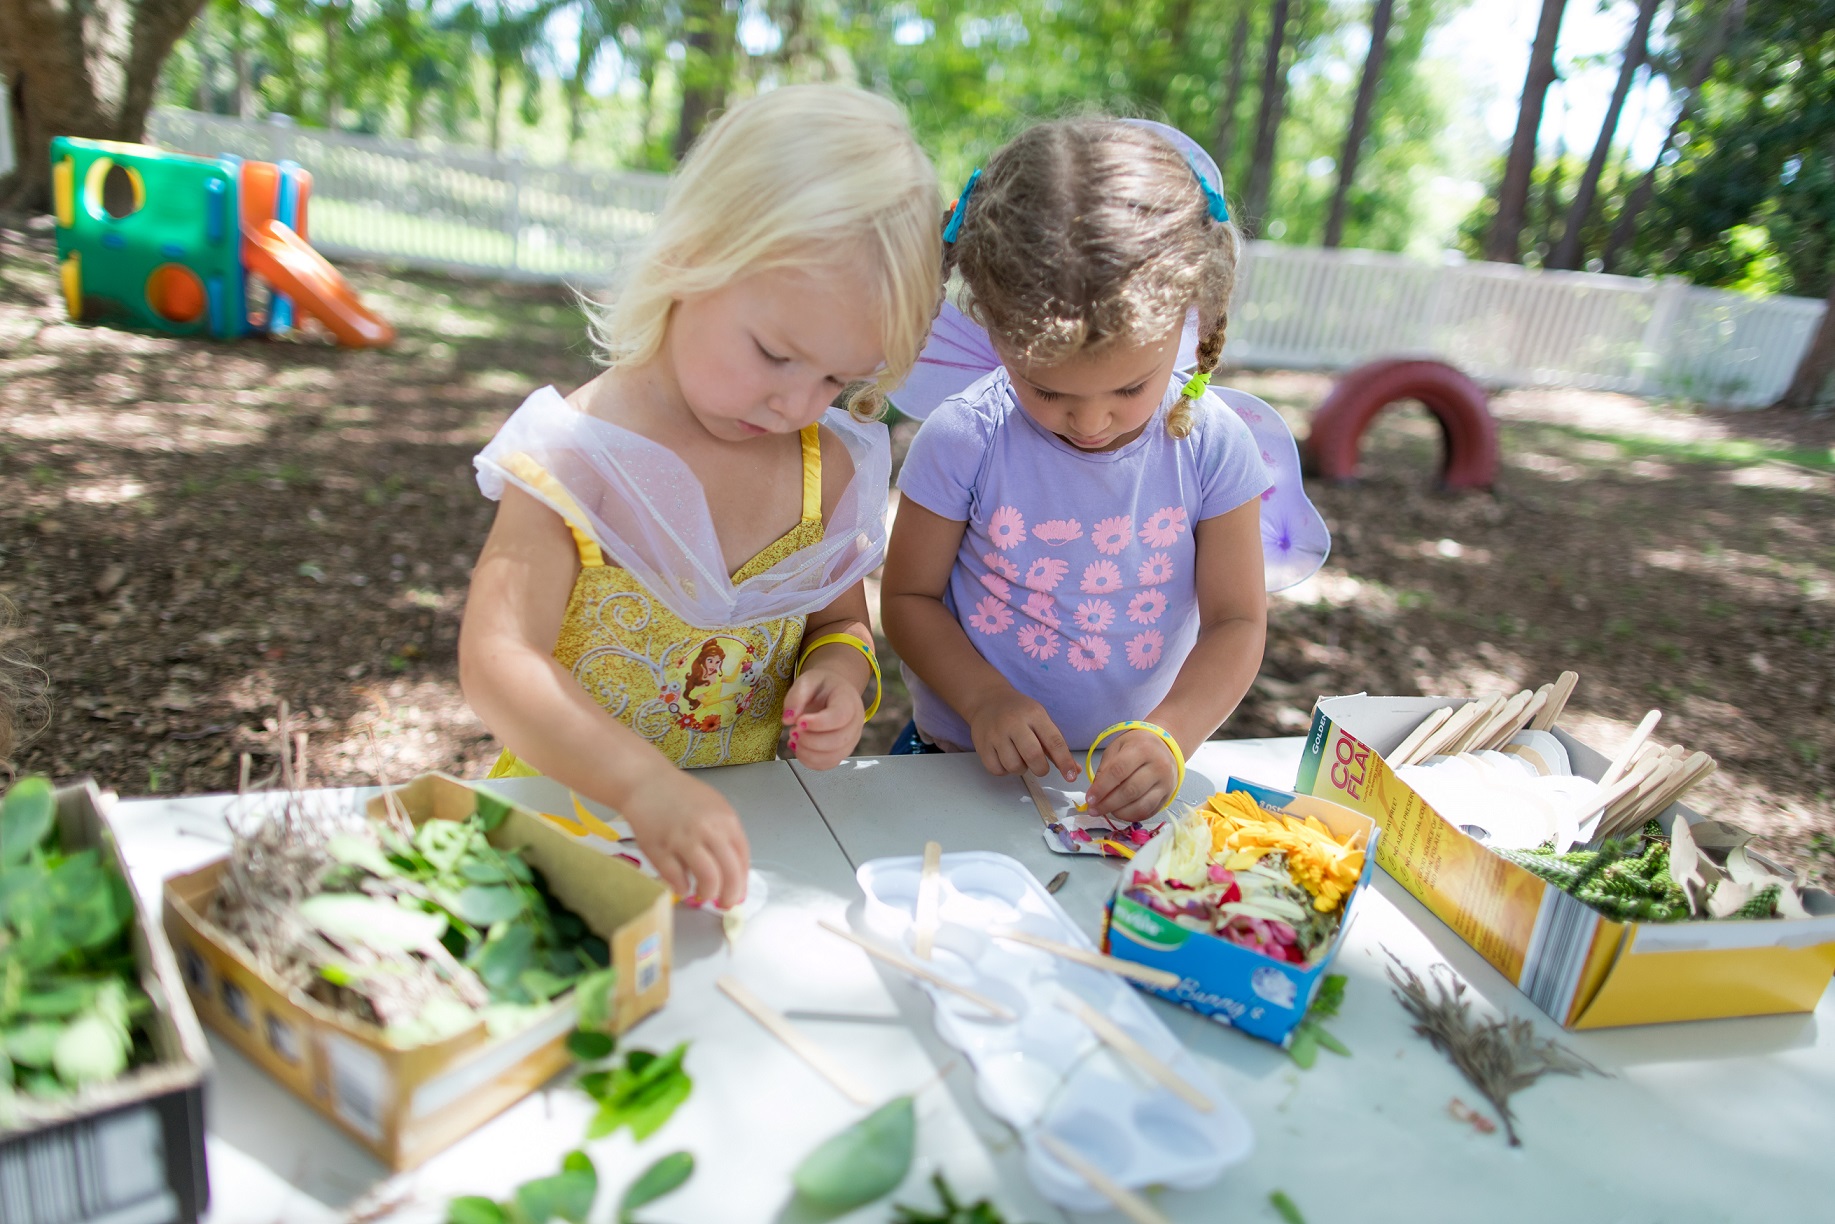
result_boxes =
[1188,155,1229,223]
[943,168,982,243]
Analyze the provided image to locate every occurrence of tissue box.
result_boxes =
[1101,779,1378,1046]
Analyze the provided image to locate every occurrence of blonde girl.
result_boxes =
[461,86,941,907]
[884,118,1327,824]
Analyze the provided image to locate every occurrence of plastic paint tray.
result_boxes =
[855,851,1253,1212]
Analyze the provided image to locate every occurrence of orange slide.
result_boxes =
[242,218,396,348]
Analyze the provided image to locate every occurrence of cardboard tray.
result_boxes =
[1297,695,1835,1029]
[1101,778,1379,1046]
[1,780,212,1223]
[162,772,671,1169]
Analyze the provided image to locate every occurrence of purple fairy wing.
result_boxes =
[888,301,1001,420]
[1211,386,1332,592]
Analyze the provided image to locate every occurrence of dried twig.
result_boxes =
[1384,950,1599,1146]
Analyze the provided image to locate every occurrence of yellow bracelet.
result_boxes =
[1086,720,1187,811]
[795,632,883,722]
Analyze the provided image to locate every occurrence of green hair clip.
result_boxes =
[1180,371,1212,399]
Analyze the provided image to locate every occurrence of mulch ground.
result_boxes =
[4,218,1832,882]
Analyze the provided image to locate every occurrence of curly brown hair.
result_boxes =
[943,118,1241,438]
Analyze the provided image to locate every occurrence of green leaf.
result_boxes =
[1270,1190,1308,1224]
[794,1095,916,1211]
[475,792,513,832]
[513,1150,596,1224]
[566,1029,615,1062]
[1,777,55,865]
[5,1022,63,1068]
[461,858,513,884]
[573,966,618,1032]
[445,1197,508,1224]
[453,885,525,927]
[327,834,399,879]
[1310,974,1347,1020]
[584,1044,693,1141]
[1288,1026,1319,1070]
[18,979,97,1018]
[470,923,537,992]
[298,894,446,952]
[1315,1028,1352,1058]
[52,1012,131,1085]
[618,1151,694,1222]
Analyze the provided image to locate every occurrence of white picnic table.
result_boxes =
[108,740,1835,1224]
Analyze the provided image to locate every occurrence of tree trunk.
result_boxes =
[1242,0,1293,231]
[674,0,734,162]
[1484,0,1568,264]
[1602,0,1747,273]
[1213,5,1251,189]
[1324,0,1394,249]
[488,62,505,154]
[1548,0,1659,270]
[1775,277,1835,409]
[0,0,209,212]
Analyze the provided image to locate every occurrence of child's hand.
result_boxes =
[966,689,1081,782]
[781,668,866,770]
[1086,729,1180,823]
[620,765,750,908]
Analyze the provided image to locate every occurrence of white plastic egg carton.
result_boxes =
[855,851,1253,1212]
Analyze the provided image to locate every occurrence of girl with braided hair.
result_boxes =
[883,117,1328,824]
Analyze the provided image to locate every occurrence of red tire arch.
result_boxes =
[1305,358,1499,492]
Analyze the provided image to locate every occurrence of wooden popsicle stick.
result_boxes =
[717,976,875,1106]
[1531,671,1579,731]
[1021,773,1061,827]
[915,841,943,961]
[1598,710,1662,788]
[1630,752,1716,824]
[1590,752,1668,833]
[1505,683,1554,740]
[1448,696,1508,754]
[1389,706,1453,766]
[1055,991,1214,1113]
[817,919,1017,1021]
[995,928,1182,991]
[1603,760,1679,835]
[1473,690,1534,751]
[1036,1132,1173,1224]
[1412,699,1488,762]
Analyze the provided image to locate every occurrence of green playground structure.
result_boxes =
[51,136,393,347]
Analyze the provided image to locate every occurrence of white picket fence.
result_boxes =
[148,108,1824,407]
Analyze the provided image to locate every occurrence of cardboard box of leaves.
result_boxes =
[1297,696,1835,1029]
[2,780,212,1223]
[162,772,672,1169]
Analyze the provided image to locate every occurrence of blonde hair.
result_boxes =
[589,85,942,419]
[944,118,1241,438]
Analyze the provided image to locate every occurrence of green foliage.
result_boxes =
[1288,972,1351,1069]
[1270,1190,1309,1224]
[565,1027,615,1061]
[893,1173,1021,1223]
[618,1150,694,1222]
[580,1042,694,1140]
[1,778,151,1105]
[446,1149,597,1224]
[793,1094,917,1211]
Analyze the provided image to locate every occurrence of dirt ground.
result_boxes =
[4,219,1833,882]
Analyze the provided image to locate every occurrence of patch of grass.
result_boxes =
[1792,740,1821,768]
[1533,423,1835,474]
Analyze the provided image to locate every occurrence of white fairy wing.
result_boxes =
[474,387,892,628]
[888,302,1002,421]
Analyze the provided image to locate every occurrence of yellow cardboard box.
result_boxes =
[1297,696,1835,1028]
[163,773,671,1167]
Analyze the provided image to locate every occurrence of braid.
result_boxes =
[1169,310,1229,439]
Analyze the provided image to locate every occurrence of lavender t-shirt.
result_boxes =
[897,369,1272,751]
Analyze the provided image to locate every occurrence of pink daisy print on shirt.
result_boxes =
[1023,556,1069,592]
[1091,515,1132,556]
[988,506,1028,551]
[969,596,1014,635]
[1073,599,1115,633]
[1125,629,1165,670]
[1018,622,1060,660]
[979,572,1012,601]
[1021,591,1060,629]
[1137,552,1174,586]
[1068,635,1112,672]
[1127,588,1167,624]
[983,551,1020,582]
[1033,518,1083,546]
[1139,507,1188,548]
[1080,559,1122,595]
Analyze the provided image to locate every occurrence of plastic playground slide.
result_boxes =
[242,218,396,348]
